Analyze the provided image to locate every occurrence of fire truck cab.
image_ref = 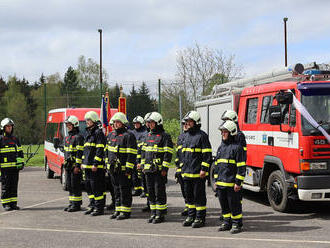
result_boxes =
[196,62,330,212]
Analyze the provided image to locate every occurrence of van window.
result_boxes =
[46,123,59,142]
[59,123,66,146]
[260,95,273,123]
[245,98,258,124]
[79,121,88,138]
[289,104,296,127]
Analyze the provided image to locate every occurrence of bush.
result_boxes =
[163,119,181,145]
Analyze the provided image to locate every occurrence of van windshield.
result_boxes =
[301,94,330,135]
[79,121,88,138]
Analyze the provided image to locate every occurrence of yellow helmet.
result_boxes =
[84,111,99,123]
[111,112,128,125]
[133,116,145,125]
[147,112,163,125]
[221,110,238,123]
[219,120,237,136]
[65,115,79,127]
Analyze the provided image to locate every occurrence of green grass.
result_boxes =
[22,144,44,167]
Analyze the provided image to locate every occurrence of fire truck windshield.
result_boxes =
[301,94,330,135]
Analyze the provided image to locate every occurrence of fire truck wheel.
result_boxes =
[60,168,68,191]
[267,170,290,212]
[45,158,54,179]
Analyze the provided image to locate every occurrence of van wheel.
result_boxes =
[209,161,217,192]
[45,158,54,179]
[267,170,290,212]
[61,168,68,191]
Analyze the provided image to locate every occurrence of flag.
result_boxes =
[100,92,112,135]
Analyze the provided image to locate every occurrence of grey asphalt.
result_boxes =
[1,167,330,248]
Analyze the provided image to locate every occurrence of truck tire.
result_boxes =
[60,168,68,191]
[267,170,290,212]
[209,161,217,192]
[45,158,54,179]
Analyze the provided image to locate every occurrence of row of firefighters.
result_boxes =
[0,109,246,234]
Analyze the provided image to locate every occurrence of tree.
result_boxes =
[176,43,243,102]
[62,66,79,107]
[76,55,109,91]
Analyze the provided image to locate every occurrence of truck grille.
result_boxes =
[313,148,330,157]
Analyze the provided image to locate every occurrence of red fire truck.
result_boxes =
[44,108,117,189]
[196,62,330,212]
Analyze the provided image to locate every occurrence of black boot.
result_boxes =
[116,212,130,220]
[84,208,94,215]
[64,205,72,211]
[68,206,81,212]
[152,215,164,224]
[218,223,231,232]
[148,215,156,223]
[110,211,120,219]
[90,209,104,216]
[183,217,195,227]
[192,218,205,228]
[4,205,13,211]
[230,225,243,234]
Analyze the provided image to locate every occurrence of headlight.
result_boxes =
[300,161,327,171]
[310,162,327,170]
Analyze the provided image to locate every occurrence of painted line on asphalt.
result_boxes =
[1,226,330,245]
[0,196,66,216]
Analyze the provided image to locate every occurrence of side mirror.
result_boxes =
[269,105,282,125]
[275,91,293,104]
[53,137,60,149]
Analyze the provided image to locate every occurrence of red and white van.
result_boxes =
[44,108,116,189]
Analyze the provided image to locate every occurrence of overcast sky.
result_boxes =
[1,0,330,93]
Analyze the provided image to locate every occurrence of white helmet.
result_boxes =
[1,118,14,130]
[111,112,128,125]
[133,116,145,125]
[148,112,163,125]
[221,110,238,123]
[144,112,151,122]
[84,111,100,123]
[219,120,237,136]
[65,115,79,127]
[183,111,201,125]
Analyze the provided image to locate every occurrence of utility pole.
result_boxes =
[98,29,103,100]
[283,17,288,67]
[179,94,182,133]
[158,79,161,113]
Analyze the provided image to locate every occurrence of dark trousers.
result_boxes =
[105,172,115,203]
[111,173,132,214]
[141,172,148,196]
[65,168,82,207]
[1,168,19,207]
[85,169,105,211]
[184,178,207,219]
[217,187,243,227]
[145,172,167,216]
[132,166,143,192]
[177,173,187,206]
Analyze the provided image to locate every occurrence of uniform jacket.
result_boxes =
[64,128,84,168]
[175,131,187,172]
[0,132,23,170]
[131,126,148,164]
[105,127,137,174]
[214,136,246,188]
[181,126,212,179]
[82,125,106,169]
[141,126,173,173]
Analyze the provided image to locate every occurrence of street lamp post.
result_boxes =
[98,29,103,100]
[283,17,288,67]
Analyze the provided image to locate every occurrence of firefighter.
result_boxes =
[0,118,24,211]
[104,118,115,211]
[141,112,173,224]
[175,119,189,216]
[82,111,106,216]
[181,111,212,228]
[63,116,84,212]
[131,116,147,197]
[106,112,137,220]
[215,120,246,234]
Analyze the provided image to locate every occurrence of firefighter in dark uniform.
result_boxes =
[0,118,24,211]
[131,116,147,197]
[141,112,173,224]
[175,119,189,216]
[215,120,246,234]
[82,111,106,216]
[63,115,84,212]
[106,112,137,220]
[181,111,212,228]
